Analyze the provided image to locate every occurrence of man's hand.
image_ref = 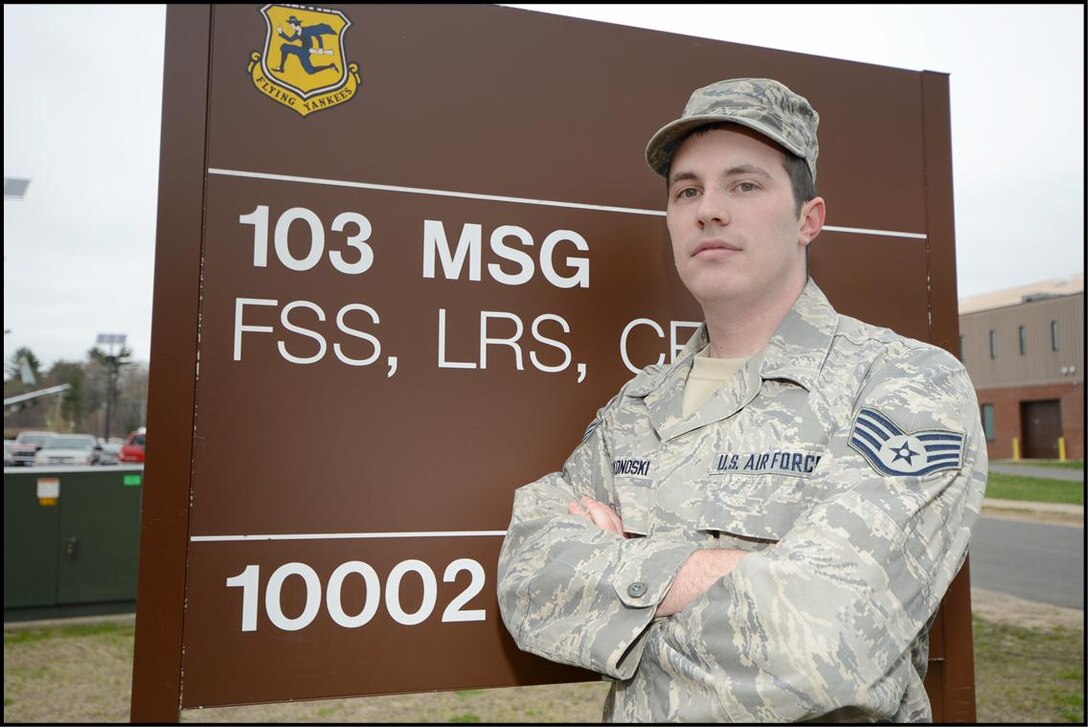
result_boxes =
[568,497,749,617]
[568,496,627,538]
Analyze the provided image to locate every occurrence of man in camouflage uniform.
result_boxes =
[496,78,987,722]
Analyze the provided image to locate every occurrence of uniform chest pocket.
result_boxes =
[697,474,809,542]
[613,481,650,536]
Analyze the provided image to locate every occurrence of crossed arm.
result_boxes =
[501,349,986,721]
[568,495,749,617]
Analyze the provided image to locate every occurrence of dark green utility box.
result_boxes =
[4,466,143,621]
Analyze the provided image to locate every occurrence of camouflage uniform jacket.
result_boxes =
[497,279,987,722]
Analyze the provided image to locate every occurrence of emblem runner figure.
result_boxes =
[271,15,337,74]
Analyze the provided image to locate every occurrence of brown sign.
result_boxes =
[132,4,971,721]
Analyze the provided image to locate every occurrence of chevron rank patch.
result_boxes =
[849,407,965,477]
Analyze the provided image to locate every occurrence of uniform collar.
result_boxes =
[625,279,838,441]
[756,278,838,392]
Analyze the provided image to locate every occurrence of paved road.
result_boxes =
[989,463,1084,482]
[971,516,1084,609]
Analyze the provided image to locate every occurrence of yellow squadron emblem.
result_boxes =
[248,4,361,117]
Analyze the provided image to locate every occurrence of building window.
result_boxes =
[1019,325,1027,355]
[981,403,995,442]
[989,330,996,359]
[1051,320,1060,351]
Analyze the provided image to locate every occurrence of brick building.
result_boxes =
[959,275,1084,460]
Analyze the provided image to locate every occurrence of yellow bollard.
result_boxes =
[1012,437,1020,461]
[1058,436,1066,462]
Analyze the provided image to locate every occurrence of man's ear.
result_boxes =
[798,196,826,248]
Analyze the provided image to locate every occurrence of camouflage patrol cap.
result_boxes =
[645,77,820,182]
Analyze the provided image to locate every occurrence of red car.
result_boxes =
[118,427,146,464]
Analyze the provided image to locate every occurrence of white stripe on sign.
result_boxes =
[208,168,664,217]
[191,530,507,542]
[823,225,927,240]
[207,167,928,239]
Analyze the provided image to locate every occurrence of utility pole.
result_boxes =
[96,333,127,439]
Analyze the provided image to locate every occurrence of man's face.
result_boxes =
[666,126,821,309]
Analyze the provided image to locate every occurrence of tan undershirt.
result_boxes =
[682,347,751,417]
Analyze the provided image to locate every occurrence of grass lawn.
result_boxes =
[4,616,1085,722]
[986,472,1084,505]
[973,615,1085,723]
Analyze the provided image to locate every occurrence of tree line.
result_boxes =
[3,345,148,440]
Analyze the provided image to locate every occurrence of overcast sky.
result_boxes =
[4,4,1084,371]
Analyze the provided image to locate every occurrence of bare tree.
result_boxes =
[44,361,88,432]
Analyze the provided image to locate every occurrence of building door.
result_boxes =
[1020,400,1062,459]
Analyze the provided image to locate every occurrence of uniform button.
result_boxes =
[627,581,647,598]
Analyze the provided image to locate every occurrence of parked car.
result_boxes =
[33,434,103,467]
[10,431,56,466]
[3,441,13,467]
[118,427,146,464]
[98,440,124,465]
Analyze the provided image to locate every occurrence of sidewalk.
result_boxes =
[4,611,134,632]
[990,461,1084,482]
